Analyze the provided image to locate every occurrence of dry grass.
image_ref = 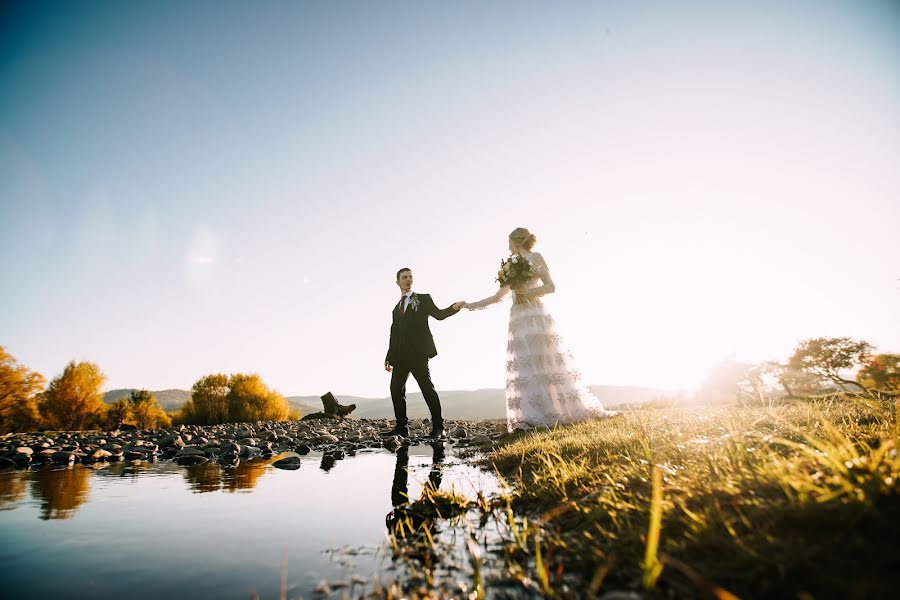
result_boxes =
[481,395,900,598]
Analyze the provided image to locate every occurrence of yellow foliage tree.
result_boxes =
[105,398,131,428]
[181,373,230,424]
[858,354,900,393]
[227,373,289,422]
[130,389,171,429]
[0,346,45,433]
[40,361,107,431]
[181,372,289,424]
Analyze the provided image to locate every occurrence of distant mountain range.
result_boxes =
[104,385,667,420]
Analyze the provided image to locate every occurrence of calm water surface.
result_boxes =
[0,444,499,599]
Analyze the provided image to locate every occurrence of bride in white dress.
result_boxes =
[462,228,614,432]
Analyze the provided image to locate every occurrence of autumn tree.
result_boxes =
[787,337,873,392]
[778,366,824,397]
[857,354,900,393]
[0,346,45,433]
[227,373,289,422]
[129,389,171,429]
[39,361,107,430]
[181,372,289,424]
[105,397,132,428]
[181,374,230,425]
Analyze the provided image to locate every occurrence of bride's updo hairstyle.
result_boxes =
[509,227,537,251]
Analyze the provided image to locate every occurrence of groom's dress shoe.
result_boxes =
[380,425,409,438]
[426,426,445,439]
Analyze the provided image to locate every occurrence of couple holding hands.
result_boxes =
[383,227,613,439]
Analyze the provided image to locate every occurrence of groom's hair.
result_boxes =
[396,267,411,280]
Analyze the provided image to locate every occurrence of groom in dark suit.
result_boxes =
[383,267,463,439]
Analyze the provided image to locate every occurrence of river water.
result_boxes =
[0,443,500,599]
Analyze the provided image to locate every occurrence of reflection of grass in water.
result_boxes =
[478,396,900,598]
[0,470,28,509]
[30,465,92,520]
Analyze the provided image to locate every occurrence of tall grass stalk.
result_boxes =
[642,465,664,589]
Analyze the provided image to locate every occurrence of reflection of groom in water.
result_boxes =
[386,442,445,535]
[383,267,463,439]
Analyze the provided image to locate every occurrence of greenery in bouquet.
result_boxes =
[496,255,536,287]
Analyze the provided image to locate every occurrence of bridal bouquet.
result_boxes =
[496,255,535,287]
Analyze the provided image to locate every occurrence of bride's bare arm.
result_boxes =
[465,285,511,310]
[524,253,555,299]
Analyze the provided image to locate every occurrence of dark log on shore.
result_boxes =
[300,392,357,421]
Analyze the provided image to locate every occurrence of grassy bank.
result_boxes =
[481,396,900,598]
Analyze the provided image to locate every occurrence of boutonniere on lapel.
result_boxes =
[408,294,421,312]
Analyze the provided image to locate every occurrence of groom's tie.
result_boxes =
[400,297,406,314]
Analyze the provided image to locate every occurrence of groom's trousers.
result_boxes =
[389,356,443,427]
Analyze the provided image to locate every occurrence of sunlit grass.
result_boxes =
[481,395,900,598]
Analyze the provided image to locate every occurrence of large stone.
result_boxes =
[219,454,239,468]
[176,455,209,466]
[0,457,14,469]
[272,456,302,470]
[15,447,33,457]
[158,435,183,448]
[175,448,206,457]
[220,442,240,454]
[90,449,113,460]
[51,451,76,464]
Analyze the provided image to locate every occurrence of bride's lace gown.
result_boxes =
[468,252,612,431]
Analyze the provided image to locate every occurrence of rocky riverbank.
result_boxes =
[0,418,510,470]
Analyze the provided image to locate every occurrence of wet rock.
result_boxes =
[220,442,240,454]
[90,449,113,460]
[470,435,492,444]
[272,456,302,470]
[176,455,209,466]
[52,451,77,464]
[598,592,643,600]
[158,435,183,449]
[124,451,146,460]
[314,581,330,595]
[0,456,16,469]
[294,444,310,455]
[175,448,206,457]
[15,447,33,457]
[219,454,240,468]
[450,427,468,439]
[31,453,52,465]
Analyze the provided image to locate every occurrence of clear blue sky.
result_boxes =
[2,1,898,397]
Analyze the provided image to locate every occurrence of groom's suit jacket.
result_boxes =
[386,293,458,364]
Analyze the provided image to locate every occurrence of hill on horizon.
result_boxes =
[104,385,667,420]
